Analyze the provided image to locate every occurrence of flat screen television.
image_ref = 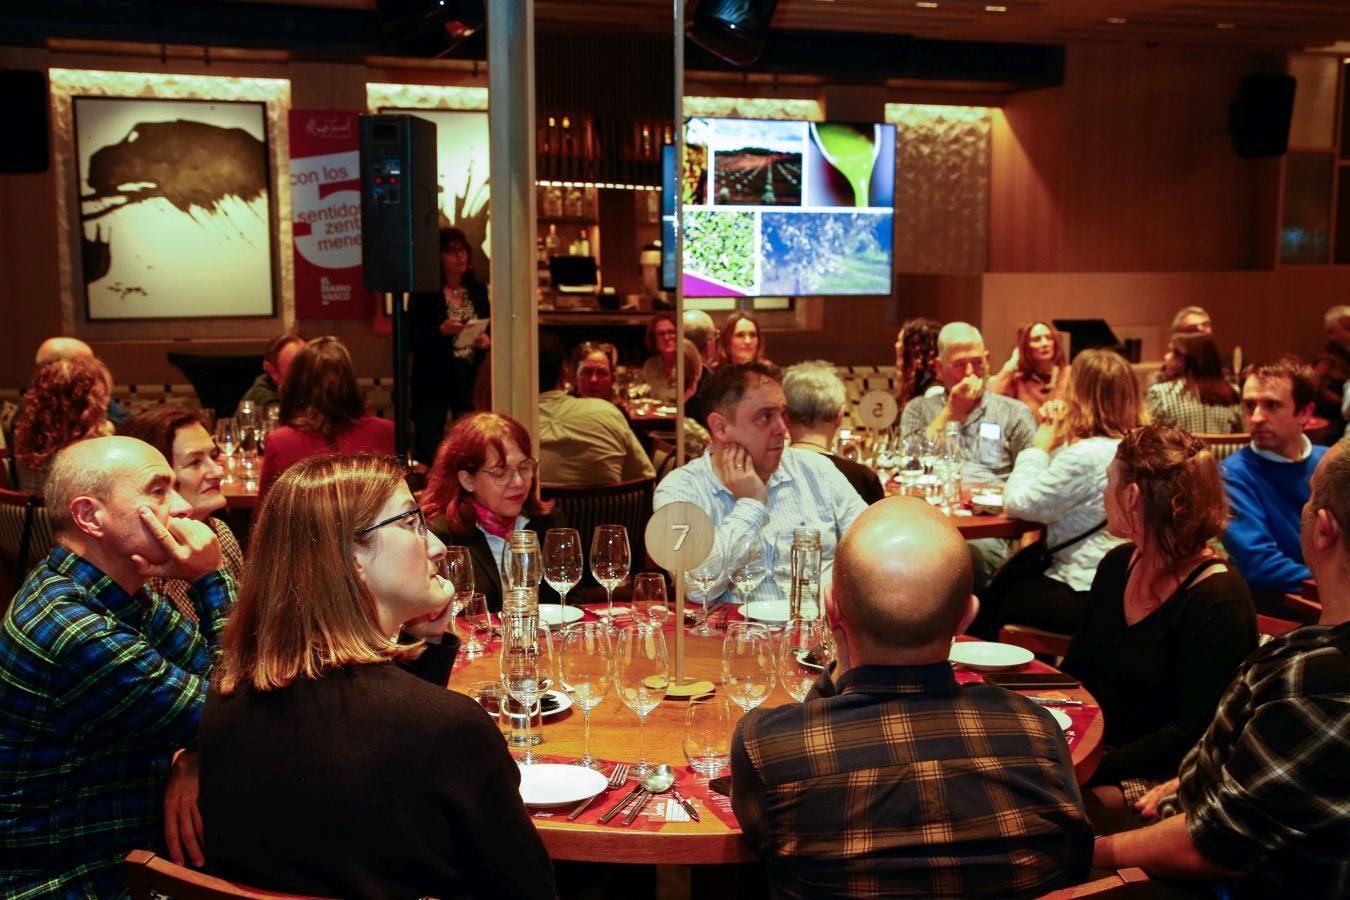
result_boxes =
[661,142,678,291]
[678,116,896,298]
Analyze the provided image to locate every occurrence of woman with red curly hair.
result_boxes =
[12,356,114,492]
[421,412,561,612]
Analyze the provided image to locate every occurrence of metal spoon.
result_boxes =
[621,764,676,826]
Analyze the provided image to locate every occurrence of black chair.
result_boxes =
[124,850,331,900]
[0,487,52,604]
[541,477,656,599]
[167,352,265,418]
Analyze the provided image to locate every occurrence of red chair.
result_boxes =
[124,850,332,900]
[1038,867,1152,897]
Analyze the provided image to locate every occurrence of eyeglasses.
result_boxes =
[356,506,427,539]
[479,458,539,485]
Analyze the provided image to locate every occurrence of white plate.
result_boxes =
[744,600,791,624]
[1048,707,1073,731]
[538,604,585,628]
[517,763,607,808]
[538,689,573,718]
[948,641,1035,672]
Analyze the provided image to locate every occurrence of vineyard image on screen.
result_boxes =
[682,117,895,298]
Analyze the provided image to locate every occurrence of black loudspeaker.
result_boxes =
[1230,73,1296,158]
[0,69,50,173]
[359,114,440,293]
[374,0,484,58]
[688,0,781,67]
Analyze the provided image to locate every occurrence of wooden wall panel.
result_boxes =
[989,86,1065,272]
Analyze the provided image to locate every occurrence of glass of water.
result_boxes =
[683,693,733,777]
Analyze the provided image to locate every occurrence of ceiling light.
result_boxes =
[1217,22,1236,30]
[985,4,1007,11]
[1106,17,1127,25]
[916,2,939,8]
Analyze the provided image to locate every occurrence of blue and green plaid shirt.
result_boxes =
[0,546,233,898]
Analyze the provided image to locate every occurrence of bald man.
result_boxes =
[0,437,233,896]
[731,498,1092,899]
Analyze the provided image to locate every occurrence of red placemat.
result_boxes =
[518,755,671,832]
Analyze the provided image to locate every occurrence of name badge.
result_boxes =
[978,421,1002,467]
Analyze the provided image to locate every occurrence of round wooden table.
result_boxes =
[450,614,1102,864]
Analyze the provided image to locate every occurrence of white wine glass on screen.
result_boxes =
[685,543,724,637]
[500,530,542,594]
[728,535,768,606]
[590,525,631,624]
[214,419,239,485]
[542,527,583,610]
[722,622,776,714]
[615,624,669,777]
[778,618,834,702]
[631,572,670,627]
[558,622,613,770]
[499,619,556,766]
[440,545,473,637]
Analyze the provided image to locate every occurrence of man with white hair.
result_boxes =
[783,360,884,504]
[0,436,233,896]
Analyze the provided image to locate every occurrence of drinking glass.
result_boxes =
[631,572,669,627]
[722,622,776,713]
[542,527,583,608]
[558,622,613,770]
[590,525,631,623]
[461,591,492,658]
[499,619,556,765]
[237,421,260,482]
[214,419,238,485]
[441,546,474,636]
[686,544,725,637]
[728,535,768,606]
[615,624,669,776]
[500,530,541,594]
[683,694,733,777]
[778,618,834,702]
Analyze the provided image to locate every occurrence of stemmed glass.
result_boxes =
[684,693,733,777]
[558,622,613,770]
[543,527,583,610]
[631,572,670,627]
[778,618,834,702]
[460,592,492,658]
[686,544,725,636]
[214,419,238,485]
[441,546,473,637]
[499,618,556,765]
[501,530,541,594]
[728,535,768,606]
[236,405,261,481]
[614,624,669,777]
[590,525,631,624]
[722,622,776,714]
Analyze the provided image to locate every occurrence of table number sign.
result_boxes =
[645,502,716,698]
[858,389,898,431]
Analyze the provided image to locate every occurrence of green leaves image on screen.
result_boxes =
[685,209,755,292]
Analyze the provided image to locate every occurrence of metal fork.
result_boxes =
[567,763,629,821]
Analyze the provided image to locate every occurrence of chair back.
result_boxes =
[541,477,655,570]
[124,850,333,900]
[0,487,52,587]
[1037,866,1152,897]
[997,623,1071,661]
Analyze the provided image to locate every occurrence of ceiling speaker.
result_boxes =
[374,0,485,58]
[688,0,781,67]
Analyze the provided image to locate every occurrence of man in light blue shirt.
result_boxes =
[654,362,867,605]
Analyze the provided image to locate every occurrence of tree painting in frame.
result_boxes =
[74,96,275,320]
[382,108,490,275]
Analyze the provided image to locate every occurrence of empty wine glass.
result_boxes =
[460,591,492,658]
[501,530,541,594]
[615,624,669,777]
[778,618,834,702]
[686,544,725,637]
[728,535,768,606]
[543,527,583,609]
[214,419,239,485]
[722,622,776,713]
[590,525,631,624]
[499,618,556,765]
[558,622,613,770]
[441,545,474,636]
[683,693,733,777]
[631,572,669,626]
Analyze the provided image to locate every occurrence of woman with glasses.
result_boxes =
[636,312,680,403]
[258,336,395,500]
[200,454,554,899]
[421,412,563,612]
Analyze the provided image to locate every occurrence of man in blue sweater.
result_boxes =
[1221,356,1325,595]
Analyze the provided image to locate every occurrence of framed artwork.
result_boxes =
[73,96,276,320]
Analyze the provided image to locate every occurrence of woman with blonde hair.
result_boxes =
[200,454,554,899]
[970,348,1142,638]
[11,355,114,492]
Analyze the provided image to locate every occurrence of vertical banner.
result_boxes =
[289,109,369,319]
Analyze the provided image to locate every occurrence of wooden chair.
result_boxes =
[1257,613,1303,640]
[541,476,656,574]
[998,623,1072,660]
[0,487,52,588]
[649,433,679,484]
[1037,867,1153,897]
[1193,432,1250,448]
[123,850,331,900]
[1274,591,1322,622]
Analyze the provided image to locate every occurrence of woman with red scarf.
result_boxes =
[420,412,563,612]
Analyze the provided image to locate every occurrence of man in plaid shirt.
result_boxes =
[731,497,1093,899]
[0,436,234,897]
[1095,438,1350,896]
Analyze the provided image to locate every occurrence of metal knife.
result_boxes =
[597,783,646,824]
[670,786,700,822]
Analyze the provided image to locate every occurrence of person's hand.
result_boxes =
[711,441,767,504]
[1032,399,1067,452]
[404,598,456,642]
[164,749,204,867]
[472,332,491,350]
[946,374,984,422]
[1000,347,1020,374]
[131,510,222,583]
[439,318,467,337]
[1135,777,1181,820]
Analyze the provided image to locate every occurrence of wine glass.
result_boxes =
[558,622,613,770]
[686,543,725,637]
[214,419,238,485]
[590,525,631,623]
[501,530,542,594]
[460,591,492,658]
[499,618,556,766]
[728,535,768,606]
[631,572,669,627]
[614,624,669,776]
[722,622,776,713]
[441,546,474,636]
[542,527,583,609]
[683,693,733,777]
[778,618,834,702]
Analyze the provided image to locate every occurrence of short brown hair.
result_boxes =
[1114,424,1227,562]
[1061,348,1141,443]
[702,360,782,420]
[214,454,422,694]
[118,404,205,462]
[644,312,677,354]
[1240,355,1315,411]
[420,412,553,534]
[263,332,304,367]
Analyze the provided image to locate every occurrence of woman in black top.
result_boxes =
[1062,424,1257,807]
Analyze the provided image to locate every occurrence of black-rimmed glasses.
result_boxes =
[356,506,427,539]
